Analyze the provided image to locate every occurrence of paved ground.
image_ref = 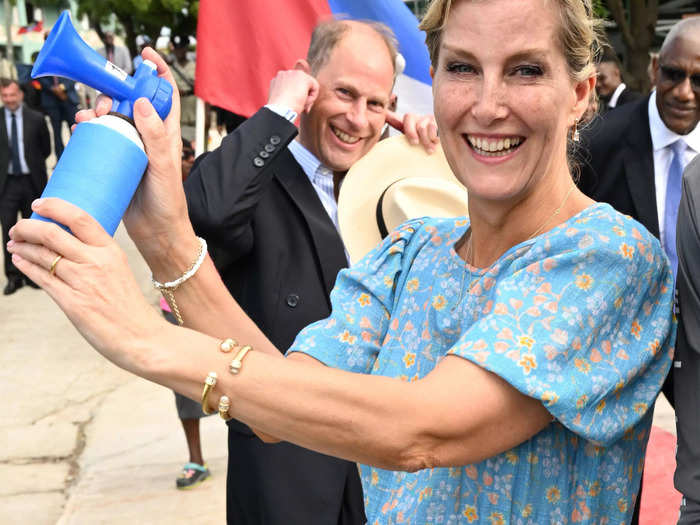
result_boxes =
[0,225,227,525]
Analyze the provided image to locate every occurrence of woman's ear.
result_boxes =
[572,75,596,124]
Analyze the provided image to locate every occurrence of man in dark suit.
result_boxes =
[595,50,642,115]
[578,18,699,524]
[675,155,700,523]
[185,19,437,525]
[37,75,78,160]
[0,78,50,294]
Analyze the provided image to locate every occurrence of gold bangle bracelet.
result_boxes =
[229,345,253,375]
[201,372,218,415]
[218,395,231,421]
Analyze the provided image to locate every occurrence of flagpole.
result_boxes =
[195,96,205,156]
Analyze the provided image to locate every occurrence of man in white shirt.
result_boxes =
[0,78,50,295]
[595,50,642,113]
[578,17,699,525]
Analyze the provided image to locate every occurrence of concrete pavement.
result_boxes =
[0,225,227,524]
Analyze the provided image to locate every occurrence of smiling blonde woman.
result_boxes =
[8,0,675,523]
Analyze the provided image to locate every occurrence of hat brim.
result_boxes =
[338,135,468,264]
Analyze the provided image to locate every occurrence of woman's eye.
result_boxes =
[446,62,476,74]
[515,65,543,77]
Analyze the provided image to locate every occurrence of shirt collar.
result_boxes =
[4,105,20,118]
[648,91,700,154]
[288,139,332,181]
[608,83,626,108]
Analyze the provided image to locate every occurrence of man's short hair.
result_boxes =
[597,48,620,68]
[0,78,19,89]
[307,19,399,80]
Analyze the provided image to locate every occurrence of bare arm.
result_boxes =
[8,206,550,469]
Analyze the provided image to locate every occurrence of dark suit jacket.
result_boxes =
[674,155,700,499]
[578,95,674,407]
[185,108,364,525]
[37,76,79,109]
[616,86,643,107]
[578,96,658,235]
[0,104,50,196]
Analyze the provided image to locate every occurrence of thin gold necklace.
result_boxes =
[454,182,576,306]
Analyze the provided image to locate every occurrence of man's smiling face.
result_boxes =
[298,25,395,172]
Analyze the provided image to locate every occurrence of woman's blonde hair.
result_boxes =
[419,0,603,82]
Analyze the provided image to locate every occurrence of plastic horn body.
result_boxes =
[32,116,147,236]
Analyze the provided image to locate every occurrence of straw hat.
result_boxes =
[338,135,469,264]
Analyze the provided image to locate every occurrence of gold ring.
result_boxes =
[49,254,63,276]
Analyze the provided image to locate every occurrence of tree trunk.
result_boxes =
[604,0,658,93]
[116,14,137,62]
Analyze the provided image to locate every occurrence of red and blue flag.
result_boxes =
[195,0,433,118]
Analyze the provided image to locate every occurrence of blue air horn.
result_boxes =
[30,11,173,235]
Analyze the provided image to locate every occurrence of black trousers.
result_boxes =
[45,101,77,159]
[226,424,365,525]
[0,175,36,279]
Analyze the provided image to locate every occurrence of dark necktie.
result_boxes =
[10,112,21,175]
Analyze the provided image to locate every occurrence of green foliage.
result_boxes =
[592,0,610,19]
[32,0,198,56]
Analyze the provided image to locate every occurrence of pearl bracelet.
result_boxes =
[152,236,207,325]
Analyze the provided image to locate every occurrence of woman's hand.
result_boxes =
[75,48,194,267]
[7,198,164,372]
[125,48,194,261]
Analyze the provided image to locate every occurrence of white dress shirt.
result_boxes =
[608,83,627,109]
[648,92,700,251]
[4,105,30,174]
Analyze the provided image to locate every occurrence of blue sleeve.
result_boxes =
[447,221,675,446]
[287,219,430,373]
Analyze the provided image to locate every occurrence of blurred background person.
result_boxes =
[596,48,642,114]
[98,31,132,75]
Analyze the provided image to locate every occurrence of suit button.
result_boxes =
[259,150,270,159]
[270,135,281,145]
[253,157,264,167]
[264,143,275,153]
[286,294,299,308]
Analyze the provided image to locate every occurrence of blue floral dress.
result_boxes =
[288,203,675,524]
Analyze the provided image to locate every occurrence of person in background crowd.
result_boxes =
[170,35,196,142]
[98,31,132,75]
[0,78,49,295]
[595,48,642,114]
[160,135,211,490]
[675,154,700,523]
[132,35,152,71]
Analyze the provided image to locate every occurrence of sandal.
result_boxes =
[176,462,210,489]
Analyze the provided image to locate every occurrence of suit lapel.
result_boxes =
[623,101,659,237]
[275,150,348,298]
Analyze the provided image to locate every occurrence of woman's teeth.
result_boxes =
[332,127,360,144]
[467,136,522,156]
